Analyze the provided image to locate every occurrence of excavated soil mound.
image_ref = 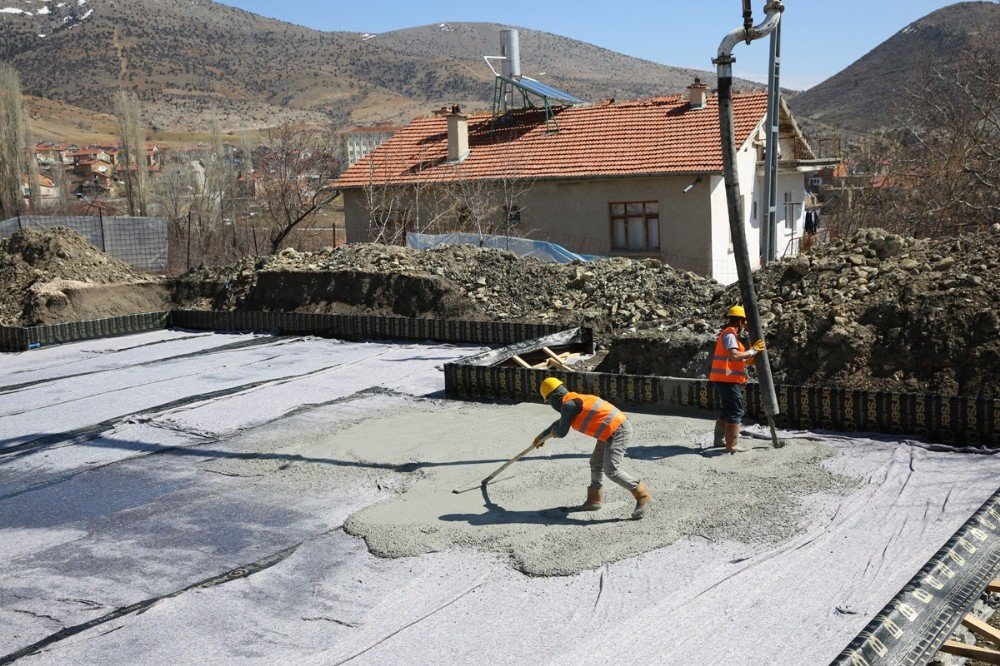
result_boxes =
[615,226,1000,397]
[0,228,167,326]
[172,243,723,337]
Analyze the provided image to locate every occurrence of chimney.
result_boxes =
[446,104,469,162]
[688,77,709,110]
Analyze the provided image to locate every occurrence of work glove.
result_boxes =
[752,340,766,353]
[533,433,550,448]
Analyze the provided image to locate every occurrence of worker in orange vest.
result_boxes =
[709,305,766,454]
[534,378,652,519]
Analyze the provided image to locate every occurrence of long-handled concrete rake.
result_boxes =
[451,436,548,494]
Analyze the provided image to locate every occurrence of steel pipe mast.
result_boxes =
[713,1,785,448]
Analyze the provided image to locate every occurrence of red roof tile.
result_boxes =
[334,92,769,189]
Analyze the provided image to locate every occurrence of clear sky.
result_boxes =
[216,0,979,90]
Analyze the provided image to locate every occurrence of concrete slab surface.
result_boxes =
[1,331,998,665]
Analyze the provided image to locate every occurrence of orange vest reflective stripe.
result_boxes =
[709,326,748,384]
[563,392,626,441]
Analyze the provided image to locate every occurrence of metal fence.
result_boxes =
[0,215,168,271]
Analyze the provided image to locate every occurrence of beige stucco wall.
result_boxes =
[516,175,716,273]
[344,190,368,242]
[345,174,718,273]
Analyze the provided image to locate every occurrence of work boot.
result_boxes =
[630,482,652,520]
[712,419,726,448]
[725,423,744,455]
[578,486,602,511]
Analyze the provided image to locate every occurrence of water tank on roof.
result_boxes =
[500,29,521,78]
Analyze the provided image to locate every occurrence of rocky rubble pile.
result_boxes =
[0,228,147,326]
[176,243,725,337]
[646,225,1000,397]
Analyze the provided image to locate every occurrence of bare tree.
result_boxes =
[493,161,535,243]
[450,171,499,241]
[113,90,150,216]
[239,131,255,179]
[0,62,32,217]
[839,46,1000,237]
[360,143,463,246]
[50,164,77,215]
[256,124,340,253]
[447,142,535,244]
[153,162,195,223]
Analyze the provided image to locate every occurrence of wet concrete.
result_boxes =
[285,406,856,576]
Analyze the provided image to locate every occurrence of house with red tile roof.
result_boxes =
[33,143,74,167]
[334,82,824,283]
[21,173,60,201]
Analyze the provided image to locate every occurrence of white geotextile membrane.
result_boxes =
[1,331,998,665]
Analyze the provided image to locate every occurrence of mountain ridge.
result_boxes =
[0,0,762,136]
[789,1,1000,135]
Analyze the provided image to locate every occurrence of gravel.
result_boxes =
[622,226,1000,397]
[172,243,724,339]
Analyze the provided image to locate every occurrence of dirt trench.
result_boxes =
[174,269,485,321]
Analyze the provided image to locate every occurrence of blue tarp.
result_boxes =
[406,232,599,264]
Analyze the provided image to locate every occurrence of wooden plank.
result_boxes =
[541,347,570,370]
[541,347,562,361]
[511,355,532,369]
[963,614,1000,644]
[988,579,1000,594]
[938,640,1000,664]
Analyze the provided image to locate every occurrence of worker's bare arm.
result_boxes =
[727,339,765,361]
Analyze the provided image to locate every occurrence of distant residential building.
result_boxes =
[33,143,74,167]
[68,144,162,178]
[22,173,59,200]
[74,157,114,193]
[340,123,400,169]
[70,147,113,167]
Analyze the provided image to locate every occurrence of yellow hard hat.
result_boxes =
[540,377,564,400]
[727,305,746,319]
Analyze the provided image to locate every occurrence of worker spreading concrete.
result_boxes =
[709,305,766,454]
[534,378,652,519]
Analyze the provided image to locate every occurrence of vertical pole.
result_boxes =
[761,22,781,264]
[16,214,22,230]
[186,211,192,270]
[98,208,107,251]
[765,21,782,262]
[715,3,784,449]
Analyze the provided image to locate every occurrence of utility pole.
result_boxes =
[713,1,785,448]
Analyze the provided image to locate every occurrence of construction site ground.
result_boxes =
[2,330,998,664]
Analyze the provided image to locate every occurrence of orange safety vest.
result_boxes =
[709,326,748,384]
[563,392,626,441]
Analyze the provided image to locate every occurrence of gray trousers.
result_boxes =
[589,420,639,491]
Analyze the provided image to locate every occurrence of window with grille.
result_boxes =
[784,192,794,230]
[503,205,522,226]
[610,201,660,252]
